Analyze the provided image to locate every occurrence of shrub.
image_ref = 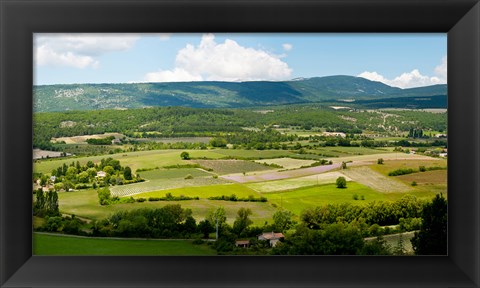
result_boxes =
[419,166,427,172]
[336,176,347,188]
[180,151,190,160]
[352,194,359,200]
[411,181,418,186]
[388,168,417,176]
[377,158,384,165]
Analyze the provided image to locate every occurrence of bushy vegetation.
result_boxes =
[36,215,87,235]
[146,193,199,202]
[91,205,198,239]
[33,189,60,217]
[411,194,447,255]
[86,136,116,145]
[301,195,424,227]
[388,165,446,176]
[207,194,267,202]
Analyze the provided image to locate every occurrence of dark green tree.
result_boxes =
[97,187,112,205]
[233,208,253,236]
[411,194,447,255]
[198,219,215,238]
[124,166,133,180]
[336,176,347,188]
[180,151,190,160]
[273,210,296,232]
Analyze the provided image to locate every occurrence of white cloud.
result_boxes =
[34,34,139,68]
[434,56,447,81]
[145,68,202,82]
[282,43,293,51]
[36,45,99,69]
[357,56,447,88]
[144,34,292,82]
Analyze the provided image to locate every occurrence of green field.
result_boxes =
[110,176,229,197]
[34,149,227,174]
[370,159,447,176]
[246,171,348,193]
[133,183,261,199]
[308,146,392,157]
[58,187,276,225]
[33,233,216,255]
[263,182,437,215]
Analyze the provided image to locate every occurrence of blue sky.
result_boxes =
[34,33,447,88]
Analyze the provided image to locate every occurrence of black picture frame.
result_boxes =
[1,0,479,287]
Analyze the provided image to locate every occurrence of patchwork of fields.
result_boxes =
[44,148,446,227]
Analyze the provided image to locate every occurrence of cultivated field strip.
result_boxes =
[253,158,317,170]
[339,166,411,193]
[221,163,341,183]
[110,177,230,197]
[246,171,351,193]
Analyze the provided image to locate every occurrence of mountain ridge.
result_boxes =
[33,75,447,112]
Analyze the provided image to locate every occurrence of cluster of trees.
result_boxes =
[207,194,267,202]
[86,136,116,145]
[272,194,447,255]
[34,105,447,152]
[36,215,87,235]
[91,205,200,239]
[272,222,389,255]
[411,194,447,255]
[223,129,293,149]
[301,195,424,227]
[407,128,424,138]
[36,157,143,191]
[33,189,60,217]
[388,165,446,176]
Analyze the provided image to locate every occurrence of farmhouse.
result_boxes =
[111,138,122,145]
[258,232,284,247]
[96,171,107,178]
[235,240,250,248]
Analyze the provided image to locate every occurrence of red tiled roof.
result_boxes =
[258,232,284,240]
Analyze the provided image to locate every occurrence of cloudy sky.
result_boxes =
[34,33,447,89]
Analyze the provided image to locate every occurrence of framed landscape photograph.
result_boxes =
[1,0,479,287]
[31,32,449,257]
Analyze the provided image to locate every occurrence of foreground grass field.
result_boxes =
[33,233,216,255]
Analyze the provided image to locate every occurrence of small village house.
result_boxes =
[235,240,250,248]
[96,171,107,178]
[258,232,285,247]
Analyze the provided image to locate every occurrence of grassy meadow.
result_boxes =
[34,233,216,255]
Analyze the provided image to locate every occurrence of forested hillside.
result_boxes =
[34,76,447,112]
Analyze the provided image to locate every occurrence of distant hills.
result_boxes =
[33,75,447,112]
